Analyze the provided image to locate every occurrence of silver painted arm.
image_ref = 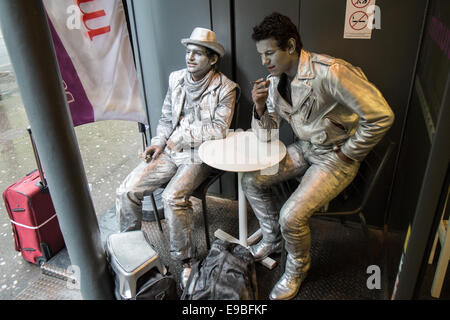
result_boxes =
[251,96,282,142]
[324,63,395,161]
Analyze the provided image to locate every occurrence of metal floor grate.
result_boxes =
[15,273,82,300]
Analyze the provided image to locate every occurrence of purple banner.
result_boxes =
[47,18,95,127]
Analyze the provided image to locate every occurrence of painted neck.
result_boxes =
[286,53,300,80]
[191,67,213,82]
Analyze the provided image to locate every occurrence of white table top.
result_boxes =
[199,131,287,173]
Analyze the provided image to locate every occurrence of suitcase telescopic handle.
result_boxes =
[26,126,48,189]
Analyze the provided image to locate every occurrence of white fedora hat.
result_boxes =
[181,27,225,57]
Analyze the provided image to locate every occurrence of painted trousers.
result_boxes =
[116,150,211,261]
[242,141,360,275]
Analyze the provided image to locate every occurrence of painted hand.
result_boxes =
[142,145,163,162]
[251,78,270,117]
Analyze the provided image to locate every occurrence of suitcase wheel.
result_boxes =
[36,243,53,265]
[36,257,46,266]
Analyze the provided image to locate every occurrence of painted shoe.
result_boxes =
[269,272,307,300]
[249,240,282,261]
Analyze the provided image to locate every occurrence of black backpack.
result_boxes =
[132,269,178,300]
[181,239,258,300]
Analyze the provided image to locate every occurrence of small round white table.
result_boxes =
[199,130,287,269]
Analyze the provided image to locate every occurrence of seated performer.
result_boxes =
[243,13,394,300]
[116,27,238,287]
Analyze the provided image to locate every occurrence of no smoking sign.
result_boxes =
[344,0,376,39]
[350,11,369,30]
[352,0,370,9]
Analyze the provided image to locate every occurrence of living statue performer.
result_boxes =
[116,28,238,287]
[243,13,394,300]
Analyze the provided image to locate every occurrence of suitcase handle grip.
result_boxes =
[26,126,47,188]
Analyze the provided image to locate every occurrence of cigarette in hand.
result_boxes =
[139,153,152,162]
[250,79,265,85]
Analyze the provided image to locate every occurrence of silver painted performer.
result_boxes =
[243,13,394,300]
[115,28,238,286]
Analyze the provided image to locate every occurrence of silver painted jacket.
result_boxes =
[253,49,394,162]
[151,69,239,151]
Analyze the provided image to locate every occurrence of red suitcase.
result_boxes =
[2,127,65,265]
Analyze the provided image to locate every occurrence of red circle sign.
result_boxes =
[352,0,370,9]
[349,11,369,30]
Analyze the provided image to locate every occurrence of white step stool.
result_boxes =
[106,230,166,300]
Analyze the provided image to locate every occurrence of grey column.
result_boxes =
[0,0,114,299]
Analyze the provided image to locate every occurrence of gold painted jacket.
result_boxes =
[253,49,394,162]
[151,69,238,151]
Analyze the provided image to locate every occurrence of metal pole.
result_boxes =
[0,0,114,299]
[238,172,248,247]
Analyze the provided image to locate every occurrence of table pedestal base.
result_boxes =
[214,229,278,270]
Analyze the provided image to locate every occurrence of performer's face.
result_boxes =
[256,38,294,77]
[185,44,215,80]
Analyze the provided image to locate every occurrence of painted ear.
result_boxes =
[288,38,296,54]
[210,54,219,66]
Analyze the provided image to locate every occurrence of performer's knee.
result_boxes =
[279,203,309,236]
[162,188,186,207]
[241,171,269,193]
[241,172,256,193]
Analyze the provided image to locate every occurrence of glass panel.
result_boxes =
[0,24,141,299]
[416,0,450,125]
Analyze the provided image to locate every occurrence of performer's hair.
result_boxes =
[252,12,302,54]
[205,47,220,71]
